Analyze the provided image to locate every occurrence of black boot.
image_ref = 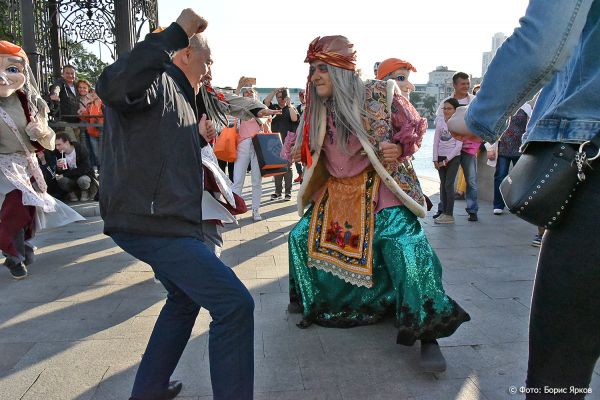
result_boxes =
[420,339,446,372]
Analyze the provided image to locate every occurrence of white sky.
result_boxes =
[157,0,530,88]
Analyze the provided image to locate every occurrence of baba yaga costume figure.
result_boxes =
[288,36,470,371]
[0,41,83,280]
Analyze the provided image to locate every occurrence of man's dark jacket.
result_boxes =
[50,78,80,123]
[96,23,207,240]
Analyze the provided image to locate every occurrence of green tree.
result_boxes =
[409,92,423,109]
[422,95,438,118]
[66,41,108,84]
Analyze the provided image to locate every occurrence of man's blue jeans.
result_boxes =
[460,152,478,214]
[493,155,520,210]
[111,233,254,400]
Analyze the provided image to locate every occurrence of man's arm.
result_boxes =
[96,23,188,112]
[465,0,595,143]
[63,144,93,179]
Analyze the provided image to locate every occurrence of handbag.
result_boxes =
[214,119,238,163]
[252,132,289,177]
[500,133,600,229]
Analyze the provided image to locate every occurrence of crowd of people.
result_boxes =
[2,1,600,399]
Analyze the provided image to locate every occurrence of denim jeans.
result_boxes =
[459,152,478,213]
[436,156,461,216]
[526,161,600,399]
[111,233,254,400]
[493,155,520,209]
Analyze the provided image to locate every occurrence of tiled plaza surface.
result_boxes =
[1,176,598,400]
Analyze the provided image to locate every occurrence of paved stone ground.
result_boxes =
[0,176,598,400]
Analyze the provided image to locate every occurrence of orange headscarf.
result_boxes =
[304,35,357,71]
[376,58,416,80]
[0,40,27,61]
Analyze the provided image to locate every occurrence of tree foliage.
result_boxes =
[65,41,108,84]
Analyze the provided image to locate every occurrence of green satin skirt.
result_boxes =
[289,205,470,345]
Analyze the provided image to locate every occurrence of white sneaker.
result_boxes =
[493,208,503,215]
[252,209,262,221]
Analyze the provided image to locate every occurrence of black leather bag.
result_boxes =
[252,133,289,177]
[500,134,600,229]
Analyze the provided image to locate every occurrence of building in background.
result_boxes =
[481,32,508,77]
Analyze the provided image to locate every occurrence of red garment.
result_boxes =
[0,190,35,257]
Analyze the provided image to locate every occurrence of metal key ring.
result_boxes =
[579,140,600,161]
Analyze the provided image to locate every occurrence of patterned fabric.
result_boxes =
[290,205,471,344]
[0,153,54,211]
[363,80,426,207]
[307,170,380,288]
[498,109,528,157]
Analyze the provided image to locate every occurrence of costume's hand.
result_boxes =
[487,149,496,161]
[447,106,483,143]
[291,146,302,163]
[198,114,216,142]
[381,141,403,162]
[25,116,46,138]
[176,8,208,37]
[257,108,282,118]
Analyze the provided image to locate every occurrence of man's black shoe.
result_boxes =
[468,213,478,222]
[4,259,28,280]
[129,380,183,400]
[432,211,443,219]
[270,193,281,200]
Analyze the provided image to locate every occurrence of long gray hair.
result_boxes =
[303,65,372,154]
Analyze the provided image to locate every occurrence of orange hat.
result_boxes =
[376,58,416,80]
[305,35,357,71]
[0,40,27,61]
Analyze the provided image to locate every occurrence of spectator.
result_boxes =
[263,87,298,200]
[449,0,600,395]
[292,89,306,183]
[76,80,103,169]
[54,132,97,202]
[432,98,463,224]
[489,103,531,215]
[232,80,266,221]
[49,65,80,124]
[436,72,479,221]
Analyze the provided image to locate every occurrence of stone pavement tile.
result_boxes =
[19,363,108,400]
[243,278,285,295]
[337,380,412,400]
[0,298,122,330]
[472,280,534,302]
[56,282,166,303]
[258,387,343,400]
[403,376,485,400]
[91,362,137,400]
[0,280,67,305]
[0,342,35,372]
[259,292,289,314]
[436,345,491,380]
[437,316,490,347]
[0,363,46,400]
[94,271,156,286]
[106,297,165,319]
[473,370,526,400]
[172,349,213,397]
[443,282,492,302]
[255,356,303,392]
[262,332,324,360]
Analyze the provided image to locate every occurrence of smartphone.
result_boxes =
[247,77,256,85]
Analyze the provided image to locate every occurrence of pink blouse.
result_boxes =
[316,112,403,213]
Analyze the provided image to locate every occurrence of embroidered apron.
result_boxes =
[307,169,380,288]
